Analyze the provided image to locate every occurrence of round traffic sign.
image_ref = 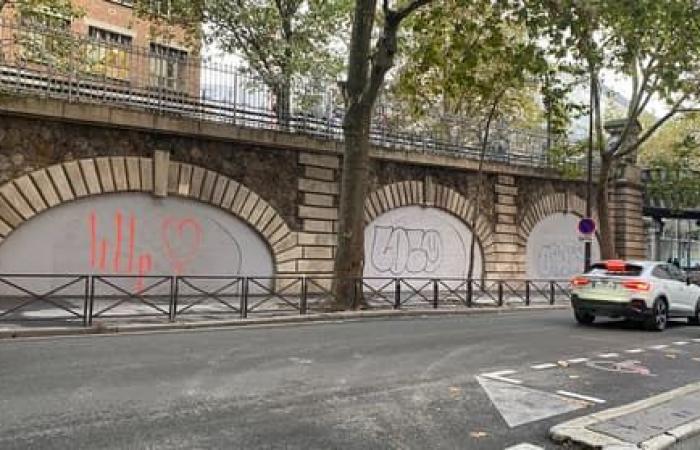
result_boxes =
[578,217,596,235]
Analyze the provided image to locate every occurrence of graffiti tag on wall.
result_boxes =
[370,226,442,275]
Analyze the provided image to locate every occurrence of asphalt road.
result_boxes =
[2,310,700,450]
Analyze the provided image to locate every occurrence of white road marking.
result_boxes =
[566,358,589,364]
[692,339,700,343]
[480,370,523,385]
[673,341,690,346]
[625,348,644,354]
[505,444,544,450]
[598,353,619,358]
[649,344,669,350]
[531,363,557,370]
[476,376,587,428]
[556,390,606,404]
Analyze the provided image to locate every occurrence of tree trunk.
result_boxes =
[274,79,292,129]
[596,154,615,259]
[331,0,377,310]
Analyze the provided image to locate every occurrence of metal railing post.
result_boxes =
[432,279,439,309]
[550,281,556,305]
[300,277,308,315]
[88,276,95,327]
[394,278,401,309]
[498,281,504,306]
[467,279,473,307]
[240,277,249,318]
[169,276,177,322]
[82,276,90,327]
[525,281,531,306]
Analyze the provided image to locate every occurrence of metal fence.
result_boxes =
[0,19,583,171]
[0,274,572,326]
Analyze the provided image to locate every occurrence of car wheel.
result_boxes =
[646,298,668,331]
[688,300,700,325]
[574,309,595,325]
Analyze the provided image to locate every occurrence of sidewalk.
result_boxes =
[0,304,568,339]
[551,382,700,449]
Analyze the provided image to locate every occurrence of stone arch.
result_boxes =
[364,180,494,254]
[0,156,293,273]
[518,191,598,245]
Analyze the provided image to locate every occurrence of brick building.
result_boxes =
[1,0,200,97]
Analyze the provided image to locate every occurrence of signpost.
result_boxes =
[578,217,596,242]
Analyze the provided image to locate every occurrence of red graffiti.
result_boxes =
[161,218,203,275]
[88,211,203,290]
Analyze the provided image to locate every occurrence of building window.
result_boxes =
[86,26,132,81]
[149,43,188,92]
[18,11,71,64]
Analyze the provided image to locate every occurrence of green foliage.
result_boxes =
[392,0,550,133]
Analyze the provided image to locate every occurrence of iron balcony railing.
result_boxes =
[0,18,586,171]
[0,274,573,326]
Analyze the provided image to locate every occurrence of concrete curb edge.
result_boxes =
[0,304,569,339]
[550,381,700,449]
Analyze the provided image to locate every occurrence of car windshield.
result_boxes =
[586,263,643,277]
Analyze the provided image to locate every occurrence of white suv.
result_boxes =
[570,260,700,331]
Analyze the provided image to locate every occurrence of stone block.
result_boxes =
[231,185,250,216]
[497,194,515,205]
[153,150,170,197]
[299,152,340,169]
[211,176,228,206]
[14,175,46,213]
[304,193,334,207]
[111,157,129,191]
[495,204,517,215]
[190,166,205,198]
[276,261,297,273]
[277,246,303,262]
[0,183,33,220]
[491,243,519,253]
[298,178,339,195]
[497,175,515,185]
[496,224,518,234]
[221,181,240,209]
[200,170,217,202]
[79,159,102,195]
[125,157,141,191]
[240,192,260,221]
[298,232,338,246]
[263,215,285,240]
[494,234,519,244]
[248,201,268,227]
[47,165,74,202]
[297,259,335,273]
[303,219,334,233]
[139,158,154,192]
[495,184,518,195]
[273,232,297,253]
[269,223,291,245]
[298,205,338,221]
[304,166,335,181]
[167,162,180,195]
[64,161,87,197]
[303,246,334,259]
[255,205,276,232]
[177,164,192,196]
[0,196,22,227]
[0,218,11,237]
[94,158,114,193]
[31,170,60,207]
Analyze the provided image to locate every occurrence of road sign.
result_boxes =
[578,217,596,238]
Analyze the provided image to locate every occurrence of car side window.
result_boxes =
[652,265,672,280]
[667,265,687,282]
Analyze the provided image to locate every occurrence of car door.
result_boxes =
[667,265,694,313]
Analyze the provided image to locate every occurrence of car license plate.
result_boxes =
[592,281,617,289]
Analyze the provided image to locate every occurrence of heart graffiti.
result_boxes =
[161,217,204,275]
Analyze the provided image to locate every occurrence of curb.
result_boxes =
[550,381,700,449]
[0,304,568,339]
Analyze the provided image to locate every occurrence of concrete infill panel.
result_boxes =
[550,381,700,449]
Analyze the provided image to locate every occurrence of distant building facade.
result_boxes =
[1,0,200,98]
